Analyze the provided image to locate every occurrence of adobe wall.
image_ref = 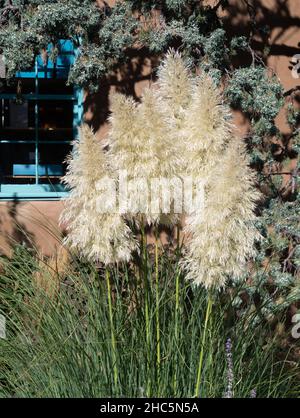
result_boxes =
[0,0,299,256]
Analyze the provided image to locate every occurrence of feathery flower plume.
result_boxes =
[108,93,151,224]
[138,87,180,178]
[108,93,142,177]
[182,138,261,289]
[108,87,181,225]
[156,50,193,166]
[62,51,261,286]
[60,124,137,264]
[183,74,232,179]
[157,49,193,128]
[137,87,182,224]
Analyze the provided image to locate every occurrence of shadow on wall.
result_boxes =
[222,0,300,186]
[0,198,35,255]
[84,1,300,135]
[223,0,300,71]
[83,48,159,134]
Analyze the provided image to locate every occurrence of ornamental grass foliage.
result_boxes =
[1,241,299,397]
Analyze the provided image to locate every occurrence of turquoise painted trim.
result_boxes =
[73,87,84,137]
[15,69,70,79]
[0,184,66,192]
[16,39,75,79]
[36,39,75,69]
[13,164,63,176]
[0,193,68,201]
[0,185,68,201]
[0,194,68,201]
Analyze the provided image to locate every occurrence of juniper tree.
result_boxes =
[0,0,299,322]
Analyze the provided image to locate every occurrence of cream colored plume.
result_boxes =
[108,86,181,225]
[157,49,193,127]
[156,50,193,165]
[182,74,232,180]
[60,124,138,264]
[136,87,182,224]
[156,51,232,178]
[107,93,142,178]
[182,138,262,289]
[107,93,152,224]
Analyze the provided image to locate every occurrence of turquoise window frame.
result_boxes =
[0,40,83,200]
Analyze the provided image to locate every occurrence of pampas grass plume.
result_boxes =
[60,124,137,264]
[183,138,262,289]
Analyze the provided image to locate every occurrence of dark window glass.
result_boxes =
[0,143,36,184]
[0,78,74,187]
[38,79,73,95]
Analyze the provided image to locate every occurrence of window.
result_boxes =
[0,40,83,200]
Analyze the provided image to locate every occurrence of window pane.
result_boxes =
[39,100,73,142]
[0,76,76,191]
[38,79,73,95]
[0,78,35,95]
[0,143,36,184]
[8,100,29,128]
[0,99,35,141]
[38,143,72,185]
[39,100,73,128]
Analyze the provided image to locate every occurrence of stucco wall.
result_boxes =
[0,200,64,256]
[1,0,299,256]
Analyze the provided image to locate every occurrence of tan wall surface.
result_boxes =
[0,201,64,256]
[1,0,299,255]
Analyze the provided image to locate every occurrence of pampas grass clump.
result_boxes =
[62,51,261,289]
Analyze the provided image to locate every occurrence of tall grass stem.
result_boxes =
[155,230,161,390]
[195,293,213,397]
[141,226,151,397]
[105,269,118,393]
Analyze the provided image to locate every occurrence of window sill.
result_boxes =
[0,184,69,201]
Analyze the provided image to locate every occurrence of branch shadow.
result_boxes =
[5,197,35,250]
[223,0,300,66]
[83,48,159,133]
